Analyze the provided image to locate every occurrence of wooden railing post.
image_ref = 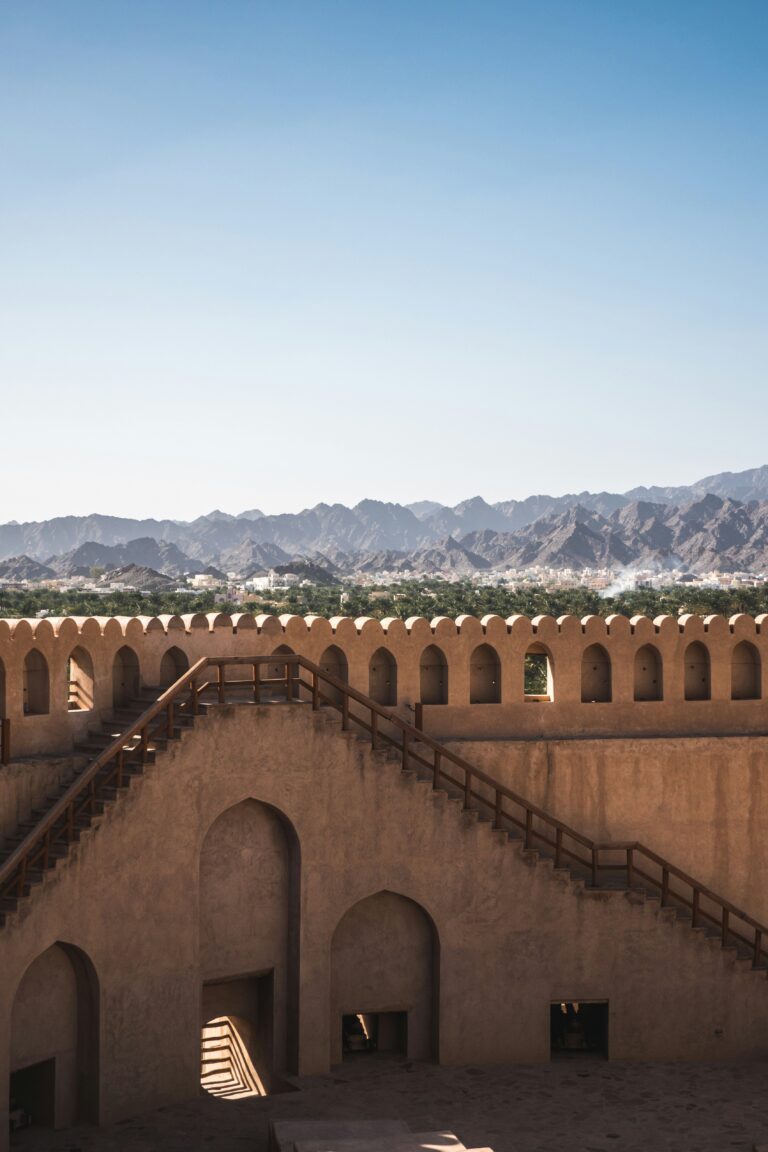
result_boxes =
[402,730,410,773]
[495,790,503,831]
[692,888,700,928]
[591,846,598,887]
[433,749,441,789]
[342,692,349,731]
[117,749,124,790]
[284,662,292,703]
[626,847,634,890]
[189,681,199,716]
[1,717,10,766]
[253,662,261,704]
[555,828,563,868]
[414,702,423,732]
[218,665,227,705]
[753,929,763,969]
[141,726,149,764]
[371,709,378,749]
[721,907,730,947]
[166,701,174,740]
[525,809,533,850]
[312,670,319,711]
[464,769,472,810]
[17,855,27,898]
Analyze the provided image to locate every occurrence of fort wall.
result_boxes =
[0,610,766,757]
[2,704,768,1150]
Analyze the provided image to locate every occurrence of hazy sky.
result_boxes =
[1,1,766,521]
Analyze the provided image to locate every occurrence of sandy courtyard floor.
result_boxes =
[10,1057,768,1152]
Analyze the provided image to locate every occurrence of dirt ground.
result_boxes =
[10,1056,768,1152]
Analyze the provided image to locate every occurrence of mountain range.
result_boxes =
[2,465,768,581]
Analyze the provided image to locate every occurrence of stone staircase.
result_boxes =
[1,655,767,989]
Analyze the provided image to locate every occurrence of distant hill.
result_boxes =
[0,555,56,582]
[3,465,768,578]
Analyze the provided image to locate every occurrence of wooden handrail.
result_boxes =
[2,652,768,970]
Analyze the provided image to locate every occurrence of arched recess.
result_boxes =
[266,645,298,700]
[470,643,500,704]
[199,799,300,1085]
[112,646,140,709]
[524,643,554,701]
[369,648,397,706]
[318,645,349,707]
[9,942,99,1130]
[684,641,710,701]
[581,644,611,703]
[23,650,50,715]
[420,645,448,705]
[330,891,438,1065]
[732,641,760,700]
[634,644,663,702]
[67,647,95,711]
[159,645,190,690]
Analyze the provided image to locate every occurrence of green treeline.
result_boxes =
[1,581,767,621]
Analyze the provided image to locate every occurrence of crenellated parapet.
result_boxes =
[0,611,766,755]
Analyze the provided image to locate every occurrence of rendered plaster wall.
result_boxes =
[2,704,768,1152]
[445,735,768,924]
[0,610,767,756]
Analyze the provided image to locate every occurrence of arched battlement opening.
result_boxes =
[634,644,663,702]
[581,644,611,703]
[470,643,501,704]
[112,646,140,710]
[684,641,710,701]
[330,890,439,1065]
[524,643,554,702]
[9,942,99,1132]
[23,650,50,715]
[159,645,190,690]
[264,645,298,700]
[318,645,349,706]
[732,641,760,700]
[67,646,94,711]
[420,644,448,705]
[369,648,397,706]
[199,798,300,1086]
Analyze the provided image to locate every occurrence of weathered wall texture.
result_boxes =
[2,703,768,1152]
[447,735,768,924]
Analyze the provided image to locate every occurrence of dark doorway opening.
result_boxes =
[9,1059,55,1130]
[201,973,287,1099]
[550,1001,608,1058]
[341,1011,407,1057]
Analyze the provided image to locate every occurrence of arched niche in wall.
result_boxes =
[369,648,397,706]
[159,645,190,690]
[684,641,710,701]
[731,641,760,700]
[634,644,663,702]
[581,644,611,703]
[524,643,554,701]
[469,644,501,704]
[10,942,100,1131]
[318,645,349,707]
[419,645,448,705]
[112,646,140,710]
[199,798,301,1079]
[23,649,50,716]
[330,890,439,1065]
[67,646,95,711]
[266,645,297,700]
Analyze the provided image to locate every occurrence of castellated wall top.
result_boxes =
[0,612,766,755]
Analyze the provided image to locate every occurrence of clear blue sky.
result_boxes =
[1,1,766,520]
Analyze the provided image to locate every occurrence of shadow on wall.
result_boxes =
[330,890,439,1066]
[9,942,99,1132]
